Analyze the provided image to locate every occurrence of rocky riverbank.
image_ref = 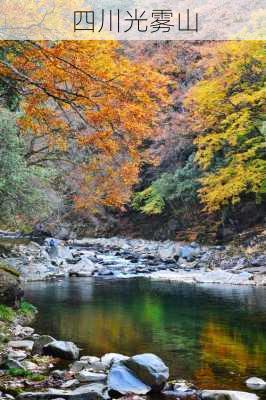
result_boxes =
[0,314,265,400]
[0,232,266,399]
[1,231,265,285]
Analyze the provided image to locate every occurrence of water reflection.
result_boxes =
[25,278,266,395]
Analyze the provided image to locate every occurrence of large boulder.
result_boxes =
[201,390,259,400]
[0,263,23,307]
[124,353,169,391]
[43,340,79,360]
[108,363,151,395]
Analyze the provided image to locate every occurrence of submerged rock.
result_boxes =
[108,363,151,395]
[43,340,79,360]
[124,353,169,391]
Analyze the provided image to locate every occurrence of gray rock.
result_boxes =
[12,325,35,338]
[108,363,151,395]
[245,377,266,390]
[21,360,39,371]
[76,370,107,383]
[162,389,196,399]
[98,269,113,276]
[220,258,238,270]
[124,353,169,391]
[250,255,266,267]
[179,246,199,261]
[70,360,90,373]
[43,340,79,360]
[78,357,106,372]
[88,361,107,373]
[158,245,180,261]
[51,370,66,379]
[173,380,196,392]
[5,358,25,370]
[7,349,27,360]
[21,360,38,371]
[201,390,259,400]
[52,399,66,400]
[5,395,15,400]
[80,356,100,364]
[61,379,80,389]
[69,268,95,278]
[17,383,107,400]
[32,335,55,355]
[8,340,34,352]
[101,353,129,368]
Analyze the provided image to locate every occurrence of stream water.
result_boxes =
[25,278,266,396]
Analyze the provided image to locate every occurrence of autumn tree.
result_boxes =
[0,40,168,213]
[185,41,266,212]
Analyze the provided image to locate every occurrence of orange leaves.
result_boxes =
[0,40,169,211]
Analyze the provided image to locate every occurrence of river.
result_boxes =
[24,277,266,397]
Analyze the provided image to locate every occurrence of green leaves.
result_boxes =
[0,108,56,228]
[133,155,200,215]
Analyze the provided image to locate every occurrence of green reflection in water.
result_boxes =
[25,278,266,396]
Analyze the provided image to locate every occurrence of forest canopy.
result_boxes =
[0,39,265,238]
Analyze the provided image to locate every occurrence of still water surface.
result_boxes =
[25,278,266,395]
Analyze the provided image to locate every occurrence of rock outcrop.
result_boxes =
[0,263,23,306]
[43,340,80,360]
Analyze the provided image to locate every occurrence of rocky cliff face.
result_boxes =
[0,263,23,307]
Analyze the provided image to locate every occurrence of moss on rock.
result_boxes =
[0,263,23,307]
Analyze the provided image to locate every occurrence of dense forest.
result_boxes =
[0,40,265,242]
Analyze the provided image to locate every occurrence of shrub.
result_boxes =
[0,304,16,322]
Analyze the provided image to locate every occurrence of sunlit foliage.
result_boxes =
[185,41,266,212]
[0,40,169,212]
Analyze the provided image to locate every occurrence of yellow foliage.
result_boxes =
[185,41,266,212]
